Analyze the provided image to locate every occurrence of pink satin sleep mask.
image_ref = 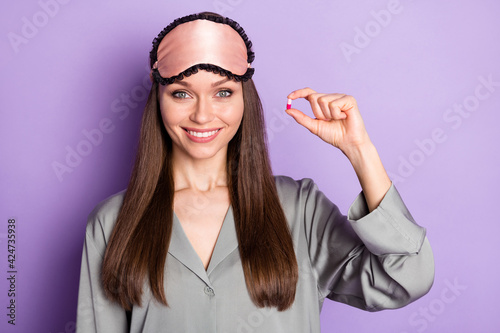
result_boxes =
[149,13,255,85]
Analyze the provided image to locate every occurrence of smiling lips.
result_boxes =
[182,127,222,143]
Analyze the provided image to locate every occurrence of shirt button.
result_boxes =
[204,286,215,296]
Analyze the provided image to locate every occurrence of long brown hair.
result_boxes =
[101,15,298,312]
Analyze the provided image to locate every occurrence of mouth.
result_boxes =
[183,128,221,138]
[182,127,223,142]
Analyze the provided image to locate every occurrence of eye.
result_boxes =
[172,91,190,99]
[216,89,233,98]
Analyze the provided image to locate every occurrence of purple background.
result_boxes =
[1,0,499,332]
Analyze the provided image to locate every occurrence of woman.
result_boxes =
[76,11,434,333]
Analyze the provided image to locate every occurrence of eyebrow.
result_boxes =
[173,77,232,88]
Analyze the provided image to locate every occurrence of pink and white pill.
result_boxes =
[286,98,292,110]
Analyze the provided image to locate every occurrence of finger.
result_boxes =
[287,87,317,100]
[287,88,327,120]
[317,95,334,119]
[329,95,358,119]
[317,94,348,120]
[328,100,347,120]
[308,93,329,120]
[285,108,319,135]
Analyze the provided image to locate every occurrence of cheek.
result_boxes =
[159,104,183,140]
[158,90,180,126]
[222,98,244,127]
[235,102,245,128]
[159,100,183,126]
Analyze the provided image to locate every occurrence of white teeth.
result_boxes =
[187,129,220,138]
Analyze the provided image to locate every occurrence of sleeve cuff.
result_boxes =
[347,182,427,256]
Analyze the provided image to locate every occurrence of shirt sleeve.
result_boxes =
[303,179,434,311]
[76,199,129,332]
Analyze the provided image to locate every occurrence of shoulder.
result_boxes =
[273,175,315,190]
[85,189,126,246]
[273,175,317,198]
[273,175,323,210]
[273,175,341,219]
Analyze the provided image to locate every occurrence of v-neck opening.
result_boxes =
[172,204,232,273]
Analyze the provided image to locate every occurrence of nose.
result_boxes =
[189,97,215,124]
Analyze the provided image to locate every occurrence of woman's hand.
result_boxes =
[286,88,371,158]
[286,88,392,212]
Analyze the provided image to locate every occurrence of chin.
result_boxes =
[180,145,227,161]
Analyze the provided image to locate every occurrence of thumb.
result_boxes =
[286,108,319,135]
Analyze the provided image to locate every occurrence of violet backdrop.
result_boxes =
[1,0,499,332]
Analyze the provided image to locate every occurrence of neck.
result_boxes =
[172,147,228,192]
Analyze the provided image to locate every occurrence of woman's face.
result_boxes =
[158,70,244,161]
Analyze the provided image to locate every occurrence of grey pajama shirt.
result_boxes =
[76,176,434,332]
